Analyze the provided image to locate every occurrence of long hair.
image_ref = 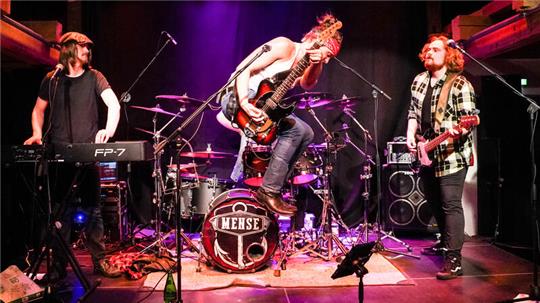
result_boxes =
[418,34,464,72]
[59,41,92,70]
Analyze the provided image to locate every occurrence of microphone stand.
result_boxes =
[332,57,419,259]
[118,34,174,245]
[154,45,270,303]
[451,42,540,303]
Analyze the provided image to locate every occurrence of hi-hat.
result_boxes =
[179,150,236,159]
[167,163,204,171]
[134,127,165,138]
[130,105,180,117]
[156,95,204,104]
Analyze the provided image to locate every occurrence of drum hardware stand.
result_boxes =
[138,108,183,257]
[286,103,348,261]
[333,57,418,259]
[153,43,271,303]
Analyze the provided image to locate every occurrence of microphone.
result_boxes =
[162,31,178,46]
[447,39,462,50]
[51,64,64,78]
[120,92,131,103]
[262,44,272,52]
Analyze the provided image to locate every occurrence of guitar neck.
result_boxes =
[424,131,451,153]
[267,42,321,106]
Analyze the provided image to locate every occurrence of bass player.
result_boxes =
[219,13,343,216]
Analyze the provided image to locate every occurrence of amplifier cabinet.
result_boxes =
[382,164,437,233]
[100,181,128,242]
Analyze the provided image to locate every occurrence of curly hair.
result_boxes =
[418,34,464,72]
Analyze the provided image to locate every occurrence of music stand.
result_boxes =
[332,241,376,303]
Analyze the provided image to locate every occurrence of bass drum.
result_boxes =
[201,189,279,273]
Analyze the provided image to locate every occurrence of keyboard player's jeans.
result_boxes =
[46,162,106,274]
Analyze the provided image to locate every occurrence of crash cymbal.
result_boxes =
[156,95,204,104]
[130,105,180,117]
[286,92,334,109]
[134,127,165,138]
[179,150,236,159]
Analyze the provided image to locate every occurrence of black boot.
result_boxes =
[436,251,463,280]
[255,188,297,216]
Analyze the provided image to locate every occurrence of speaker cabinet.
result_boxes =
[383,164,437,232]
[101,181,128,242]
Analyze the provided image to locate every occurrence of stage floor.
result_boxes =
[34,234,535,303]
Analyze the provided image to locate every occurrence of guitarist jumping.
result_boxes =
[406,34,477,281]
[219,14,343,216]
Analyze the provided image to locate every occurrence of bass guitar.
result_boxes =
[416,115,480,166]
[234,21,342,145]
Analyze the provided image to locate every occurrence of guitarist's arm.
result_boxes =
[406,119,418,152]
[234,37,295,122]
[299,46,333,90]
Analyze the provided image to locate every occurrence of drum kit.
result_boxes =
[129,92,380,273]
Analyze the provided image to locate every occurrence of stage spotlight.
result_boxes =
[73,211,87,224]
[332,241,376,303]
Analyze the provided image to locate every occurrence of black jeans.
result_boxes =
[420,166,468,255]
[48,163,105,271]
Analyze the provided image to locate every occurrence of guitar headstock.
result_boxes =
[313,21,343,49]
[458,115,480,129]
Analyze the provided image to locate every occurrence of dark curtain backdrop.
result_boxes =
[2,1,429,228]
[75,1,427,226]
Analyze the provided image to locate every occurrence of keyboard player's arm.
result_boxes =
[24,97,48,145]
[95,88,120,143]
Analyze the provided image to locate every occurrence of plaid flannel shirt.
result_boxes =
[408,71,476,177]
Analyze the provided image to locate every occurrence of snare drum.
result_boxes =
[201,189,279,273]
[243,145,272,187]
[291,146,323,185]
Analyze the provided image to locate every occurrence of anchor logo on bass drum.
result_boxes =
[202,189,278,273]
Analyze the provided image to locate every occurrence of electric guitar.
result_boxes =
[415,115,480,166]
[234,21,343,145]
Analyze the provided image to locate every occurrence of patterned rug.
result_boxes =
[143,252,414,291]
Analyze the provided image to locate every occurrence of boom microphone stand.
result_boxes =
[118,32,176,246]
[154,44,271,303]
[447,39,540,303]
[333,57,418,259]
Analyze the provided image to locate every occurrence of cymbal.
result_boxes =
[167,163,203,171]
[130,105,180,117]
[179,150,236,159]
[319,96,362,110]
[155,95,204,104]
[285,92,333,109]
[181,173,209,180]
[134,127,165,138]
[309,142,347,150]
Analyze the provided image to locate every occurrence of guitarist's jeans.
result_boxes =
[420,166,468,255]
[261,115,314,193]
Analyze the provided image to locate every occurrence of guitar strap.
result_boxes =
[434,72,460,133]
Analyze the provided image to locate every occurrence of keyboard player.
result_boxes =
[23,32,122,284]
